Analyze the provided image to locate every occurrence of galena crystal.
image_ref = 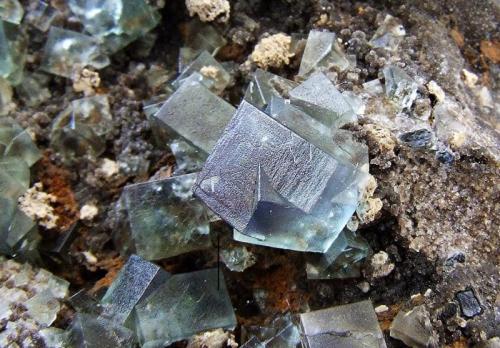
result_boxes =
[40,27,110,78]
[51,95,112,159]
[300,300,387,348]
[244,69,298,110]
[100,255,170,325]
[120,173,212,260]
[369,14,406,51]
[194,101,369,253]
[383,65,418,110]
[134,268,236,347]
[0,0,23,25]
[298,29,349,77]
[0,20,26,85]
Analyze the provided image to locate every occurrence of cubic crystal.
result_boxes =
[390,305,437,347]
[241,314,301,348]
[383,65,418,110]
[244,69,298,110]
[0,20,26,85]
[0,1,23,25]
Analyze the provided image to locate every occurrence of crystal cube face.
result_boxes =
[100,255,170,325]
[383,65,418,110]
[0,118,41,167]
[298,30,349,77]
[0,20,26,85]
[0,0,24,25]
[300,300,387,348]
[40,27,110,78]
[241,314,301,348]
[194,101,368,253]
[134,268,236,347]
[243,69,298,110]
[121,173,212,260]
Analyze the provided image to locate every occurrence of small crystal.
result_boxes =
[244,69,298,110]
[300,300,387,348]
[298,29,349,77]
[220,245,256,272]
[456,289,482,318]
[40,27,110,78]
[25,1,59,32]
[0,118,41,167]
[399,129,433,149]
[182,20,227,56]
[289,72,357,128]
[67,313,136,348]
[306,229,370,279]
[390,305,437,347]
[369,15,406,51]
[0,0,23,25]
[24,290,61,326]
[195,101,369,253]
[15,73,51,107]
[241,314,301,348]
[100,254,170,324]
[121,173,212,260]
[0,20,26,85]
[134,268,236,347]
[172,51,231,94]
[383,65,418,110]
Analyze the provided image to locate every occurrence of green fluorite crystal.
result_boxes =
[15,73,51,107]
[0,0,23,25]
[0,118,41,167]
[383,65,418,110]
[241,314,301,348]
[244,69,298,110]
[0,20,26,85]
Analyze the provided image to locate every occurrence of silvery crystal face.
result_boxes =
[194,101,368,253]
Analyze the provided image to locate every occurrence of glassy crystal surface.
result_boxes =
[241,314,301,348]
[134,268,236,347]
[0,20,26,85]
[182,20,227,56]
[289,72,357,128]
[306,229,370,279]
[390,305,437,347]
[298,30,349,77]
[220,245,256,272]
[39,328,70,348]
[69,289,103,315]
[369,15,406,51]
[195,101,369,253]
[24,290,61,326]
[51,95,112,159]
[0,118,41,167]
[121,173,211,260]
[0,0,23,25]
[15,73,51,107]
[383,65,418,110]
[101,254,170,324]
[67,313,136,348]
[244,69,298,110]
[25,1,59,32]
[40,27,110,78]
[172,51,231,94]
[0,157,29,189]
[300,300,387,348]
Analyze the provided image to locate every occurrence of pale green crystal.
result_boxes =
[0,0,23,25]
[25,290,61,326]
[25,1,59,32]
[383,65,418,110]
[40,27,110,78]
[0,20,26,85]
[0,118,41,167]
[298,29,349,77]
[15,73,51,107]
[134,268,236,347]
[0,157,29,189]
[241,314,301,348]
[244,69,298,110]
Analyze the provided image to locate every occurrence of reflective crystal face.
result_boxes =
[390,305,436,347]
[289,72,357,129]
[383,65,418,110]
[15,73,51,107]
[100,255,170,325]
[40,27,110,78]
[298,30,349,77]
[121,173,212,260]
[0,0,24,25]
[241,314,301,348]
[195,101,368,253]
[243,69,298,110]
[134,268,236,347]
[25,1,59,32]
[300,300,387,348]
[0,118,41,167]
[0,20,26,85]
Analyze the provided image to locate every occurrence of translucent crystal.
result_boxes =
[289,72,357,128]
[15,73,51,107]
[0,0,23,25]
[220,245,256,272]
[100,254,170,324]
[39,328,70,348]
[172,51,231,94]
[298,30,349,77]
[306,229,370,279]
[182,20,227,56]
[0,157,29,189]
[25,1,59,32]
[67,313,136,348]
[241,314,301,348]
[68,0,160,53]
[390,305,437,347]
[0,20,26,85]
[383,65,418,110]
[0,77,12,115]
[24,290,60,326]
[195,101,369,253]
[300,300,387,348]
[369,15,406,51]
[0,118,41,167]
[134,268,236,347]
[121,173,212,260]
[244,69,298,110]
[69,289,103,315]
[51,95,112,159]
[40,27,110,78]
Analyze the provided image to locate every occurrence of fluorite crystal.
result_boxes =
[24,290,61,326]
[244,69,298,110]
[298,29,349,77]
[134,268,236,347]
[0,0,23,25]
[383,65,418,110]
[220,245,256,272]
[40,27,110,78]
[120,173,212,260]
[390,305,437,347]
[0,118,41,167]
[369,15,406,51]
[15,73,51,107]
[195,101,369,253]
[300,300,387,347]
[51,95,112,159]
[100,255,170,325]
[306,229,370,279]
[25,1,59,32]
[241,314,301,348]
[0,20,26,85]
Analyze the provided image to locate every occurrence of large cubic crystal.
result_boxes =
[298,30,349,77]
[134,268,236,347]
[300,300,387,348]
[100,255,170,325]
[244,69,298,110]
[40,27,110,78]
[121,173,212,260]
[0,0,23,25]
[0,20,26,85]
[383,65,418,110]
[289,72,357,128]
[194,101,369,253]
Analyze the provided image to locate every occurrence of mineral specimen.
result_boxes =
[383,65,418,110]
[390,305,437,347]
[134,268,236,347]
[195,100,369,252]
[0,0,23,25]
[299,300,387,347]
[456,289,483,318]
[241,313,301,348]
[369,14,406,51]
[243,69,298,110]
[0,20,26,85]
[220,245,256,272]
[399,129,433,149]
[40,27,110,78]
[100,254,170,324]
[298,30,349,77]
[120,173,212,260]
